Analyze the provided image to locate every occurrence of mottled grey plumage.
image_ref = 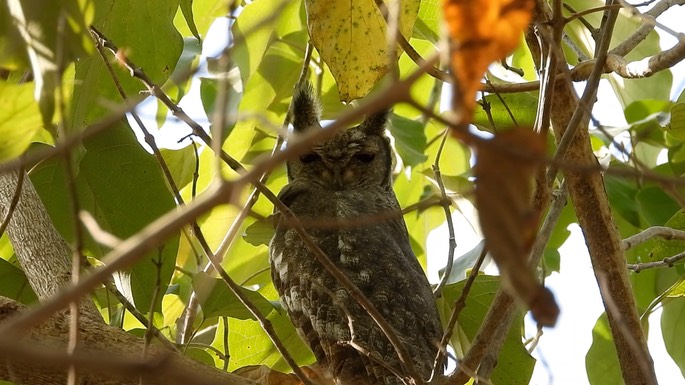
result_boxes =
[269,83,442,385]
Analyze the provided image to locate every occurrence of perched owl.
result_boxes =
[269,82,443,385]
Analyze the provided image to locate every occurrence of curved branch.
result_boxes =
[622,226,685,250]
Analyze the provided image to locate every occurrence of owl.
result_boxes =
[269,82,443,385]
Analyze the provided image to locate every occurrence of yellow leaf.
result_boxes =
[305,0,420,101]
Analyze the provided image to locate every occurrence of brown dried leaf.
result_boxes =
[441,0,533,120]
[474,128,559,326]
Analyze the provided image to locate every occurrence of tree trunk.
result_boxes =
[526,3,657,383]
[0,169,254,385]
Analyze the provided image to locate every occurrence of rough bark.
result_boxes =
[547,82,656,384]
[0,170,98,318]
[526,3,657,383]
[0,170,254,385]
[0,297,255,385]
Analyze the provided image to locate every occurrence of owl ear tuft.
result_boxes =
[292,81,322,133]
[360,109,390,135]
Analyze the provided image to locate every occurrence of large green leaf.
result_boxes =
[173,0,226,41]
[661,297,685,377]
[193,271,274,320]
[70,0,182,134]
[473,92,539,133]
[222,283,315,372]
[413,0,439,43]
[604,173,640,228]
[586,313,622,385]
[30,125,179,314]
[1,0,94,123]
[440,275,535,385]
[232,0,302,87]
[0,258,38,305]
[389,114,428,167]
[636,187,680,227]
[0,81,43,162]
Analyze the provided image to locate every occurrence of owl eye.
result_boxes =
[354,152,375,163]
[300,152,321,163]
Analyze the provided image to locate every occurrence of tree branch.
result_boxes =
[527,2,657,383]
[622,226,685,250]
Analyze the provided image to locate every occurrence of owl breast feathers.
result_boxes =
[270,82,443,385]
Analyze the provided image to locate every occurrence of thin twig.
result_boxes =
[627,250,685,272]
[433,130,458,295]
[432,246,487,382]
[101,279,179,352]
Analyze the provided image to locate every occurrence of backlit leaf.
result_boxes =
[305,0,420,101]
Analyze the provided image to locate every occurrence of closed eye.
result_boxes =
[300,152,321,163]
[354,152,375,163]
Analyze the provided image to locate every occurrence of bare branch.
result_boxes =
[622,226,685,250]
[627,250,685,272]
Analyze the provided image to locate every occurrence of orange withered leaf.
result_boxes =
[441,0,533,121]
[474,128,559,327]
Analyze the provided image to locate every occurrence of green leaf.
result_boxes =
[439,240,486,284]
[510,35,537,81]
[667,143,685,176]
[193,271,274,320]
[586,313,622,385]
[71,0,182,134]
[624,100,672,147]
[413,0,439,42]
[179,0,201,41]
[440,275,535,385]
[232,0,301,86]
[662,297,685,377]
[473,92,538,132]
[668,103,685,141]
[185,346,216,366]
[394,170,445,267]
[0,258,38,305]
[0,81,43,162]
[604,174,640,227]
[243,218,275,247]
[224,307,315,372]
[649,210,685,263]
[159,145,198,191]
[200,75,242,141]
[30,125,179,314]
[389,114,428,167]
[173,0,227,41]
[2,0,94,123]
[439,174,474,194]
[636,187,680,226]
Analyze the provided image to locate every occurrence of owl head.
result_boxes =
[286,82,393,191]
